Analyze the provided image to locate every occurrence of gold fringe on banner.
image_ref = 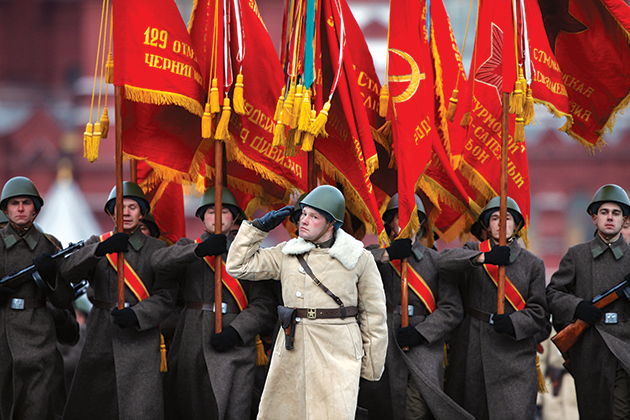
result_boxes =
[379,84,389,118]
[233,73,245,115]
[124,85,204,117]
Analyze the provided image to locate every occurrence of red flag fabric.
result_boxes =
[538,0,630,148]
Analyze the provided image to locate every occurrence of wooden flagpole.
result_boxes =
[497,92,509,315]
[115,86,125,310]
[214,139,224,333]
[401,256,409,351]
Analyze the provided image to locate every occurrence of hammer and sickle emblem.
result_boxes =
[388,49,425,104]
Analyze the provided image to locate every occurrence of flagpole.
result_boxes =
[401,257,409,351]
[497,92,509,315]
[130,160,137,183]
[307,150,316,191]
[115,86,125,310]
[214,139,224,333]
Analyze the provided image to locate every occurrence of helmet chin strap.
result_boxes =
[310,221,334,243]
[8,211,37,233]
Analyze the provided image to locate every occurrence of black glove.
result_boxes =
[575,300,603,325]
[33,253,57,283]
[111,308,139,329]
[96,233,129,257]
[195,234,227,258]
[386,239,413,260]
[484,245,511,266]
[492,313,515,336]
[255,206,294,232]
[396,326,425,348]
[210,326,240,352]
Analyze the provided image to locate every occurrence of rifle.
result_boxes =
[551,280,630,363]
[0,240,85,292]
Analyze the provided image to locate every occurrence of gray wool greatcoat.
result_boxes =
[438,239,548,420]
[0,224,74,420]
[363,242,472,420]
[227,221,388,420]
[151,232,278,420]
[546,234,630,419]
[58,229,176,420]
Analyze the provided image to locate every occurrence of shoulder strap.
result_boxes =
[296,254,345,308]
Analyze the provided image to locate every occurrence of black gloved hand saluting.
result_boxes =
[492,313,515,336]
[255,206,294,232]
[396,326,426,348]
[111,308,139,328]
[386,239,413,260]
[195,234,227,258]
[96,232,130,257]
[484,245,511,266]
[575,300,603,325]
[210,326,240,352]
[33,253,57,285]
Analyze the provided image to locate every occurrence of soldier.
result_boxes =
[152,187,277,420]
[439,196,548,420]
[58,181,176,420]
[226,185,388,419]
[139,213,160,239]
[0,176,74,420]
[546,184,630,418]
[361,193,467,420]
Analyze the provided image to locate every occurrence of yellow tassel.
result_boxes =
[105,52,114,84]
[160,333,168,372]
[215,98,231,140]
[446,89,459,122]
[443,343,449,368]
[285,129,297,157]
[83,122,93,161]
[273,121,286,147]
[308,100,331,137]
[523,86,535,125]
[536,355,547,393]
[86,122,102,163]
[509,68,526,115]
[233,73,245,115]
[301,110,317,151]
[274,87,285,122]
[298,89,311,132]
[379,84,389,118]
[377,120,392,140]
[210,78,220,114]
[514,114,525,142]
[291,85,303,129]
[282,83,295,126]
[202,103,214,139]
[460,112,471,127]
[99,108,110,139]
[255,335,268,366]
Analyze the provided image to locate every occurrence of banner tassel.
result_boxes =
[291,84,303,129]
[298,89,311,132]
[202,103,214,139]
[83,122,94,161]
[274,87,285,122]
[523,86,535,125]
[514,115,525,143]
[233,73,245,115]
[255,335,268,366]
[99,108,110,139]
[308,101,331,138]
[273,121,286,147]
[301,110,317,151]
[446,89,459,122]
[285,129,297,156]
[160,333,168,372]
[282,83,295,126]
[536,355,547,393]
[215,98,232,140]
[460,112,471,127]
[379,84,389,118]
[210,78,221,114]
[105,52,114,84]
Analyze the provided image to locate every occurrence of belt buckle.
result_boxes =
[10,298,24,310]
[124,302,130,309]
[605,313,618,324]
[212,302,227,314]
[407,305,414,317]
[307,308,317,319]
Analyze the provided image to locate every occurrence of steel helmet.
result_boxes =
[141,213,160,238]
[104,181,150,216]
[587,184,630,217]
[1,177,44,212]
[300,185,345,224]
[195,186,244,221]
[290,193,308,225]
[382,193,427,226]
[479,196,524,232]
[0,211,7,226]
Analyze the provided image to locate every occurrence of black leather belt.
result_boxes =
[185,300,240,313]
[387,304,428,317]
[93,299,136,310]
[5,298,45,310]
[295,306,358,319]
[468,307,492,323]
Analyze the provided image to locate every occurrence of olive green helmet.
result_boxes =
[290,193,308,225]
[1,177,44,212]
[195,186,244,221]
[587,184,630,217]
[382,193,427,226]
[141,213,160,238]
[0,210,8,226]
[104,181,150,216]
[479,196,524,232]
[300,185,345,224]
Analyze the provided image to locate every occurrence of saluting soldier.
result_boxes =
[547,184,630,418]
[362,193,468,420]
[152,187,277,420]
[58,181,176,420]
[0,176,74,420]
[227,185,388,420]
[438,196,548,420]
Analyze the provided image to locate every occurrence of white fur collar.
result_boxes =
[282,228,365,270]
